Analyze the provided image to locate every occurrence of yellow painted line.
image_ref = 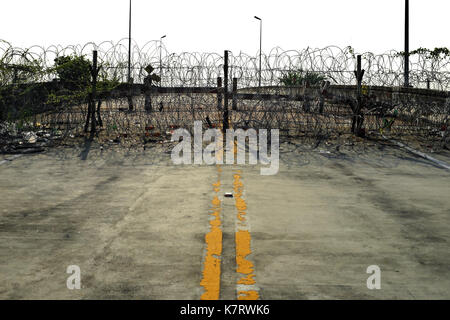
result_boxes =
[233,170,260,300]
[201,120,258,300]
[200,165,223,300]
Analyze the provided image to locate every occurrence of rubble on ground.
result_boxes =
[0,122,59,154]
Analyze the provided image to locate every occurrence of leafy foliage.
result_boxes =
[53,55,91,90]
[46,56,120,106]
[396,47,450,59]
[279,69,326,86]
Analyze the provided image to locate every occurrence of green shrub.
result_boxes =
[396,47,450,58]
[279,69,326,86]
[53,55,91,90]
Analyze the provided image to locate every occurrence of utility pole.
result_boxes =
[404,0,409,87]
[127,0,134,110]
[254,16,262,88]
[128,0,132,84]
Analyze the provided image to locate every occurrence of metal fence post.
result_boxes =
[217,77,222,110]
[232,78,238,111]
[353,55,365,135]
[85,50,98,134]
[91,50,98,134]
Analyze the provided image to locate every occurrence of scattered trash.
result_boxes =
[224,193,233,198]
[23,132,37,144]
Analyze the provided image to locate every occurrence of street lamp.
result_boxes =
[128,0,132,84]
[127,0,134,111]
[160,35,166,83]
[254,16,262,88]
[404,0,410,87]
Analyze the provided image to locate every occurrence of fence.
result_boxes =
[1,39,449,153]
[2,39,450,89]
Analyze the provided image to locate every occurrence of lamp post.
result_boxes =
[160,35,166,83]
[254,16,262,88]
[404,0,409,87]
[128,0,132,84]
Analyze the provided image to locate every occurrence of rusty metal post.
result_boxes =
[353,55,365,135]
[90,50,98,134]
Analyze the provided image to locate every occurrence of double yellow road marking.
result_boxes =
[200,166,259,300]
[200,122,258,300]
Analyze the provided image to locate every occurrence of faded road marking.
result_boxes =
[200,165,223,300]
[233,170,259,300]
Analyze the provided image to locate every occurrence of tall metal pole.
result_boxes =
[259,19,262,87]
[223,50,229,131]
[160,35,166,81]
[128,0,132,83]
[254,16,262,88]
[404,0,409,87]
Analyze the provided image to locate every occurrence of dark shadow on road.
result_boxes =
[79,131,96,160]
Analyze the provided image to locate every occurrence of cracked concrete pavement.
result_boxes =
[0,143,449,299]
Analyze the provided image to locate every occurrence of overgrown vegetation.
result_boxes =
[0,53,120,123]
[279,69,326,86]
[46,56,120,106]
[53,55,91,90]
[397,47,450,59]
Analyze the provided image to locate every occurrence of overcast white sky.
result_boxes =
[1,0,448,54]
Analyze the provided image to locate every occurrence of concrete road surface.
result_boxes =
[0,143,449,299]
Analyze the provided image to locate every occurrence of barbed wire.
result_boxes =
[2,39,450,90]
[1,39,449,155]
